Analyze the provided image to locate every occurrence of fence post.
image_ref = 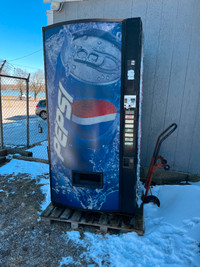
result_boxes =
[0,60,6,149]
[26,74,30,149]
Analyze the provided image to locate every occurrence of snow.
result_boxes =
[62,183,200,266]
[27,140,48,160]
[59,256,74,266]
[0,158,48,177]
[0,159,199,266]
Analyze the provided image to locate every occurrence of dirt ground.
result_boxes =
[0,170,95,267]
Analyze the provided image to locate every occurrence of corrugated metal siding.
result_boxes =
[51,0,200,175]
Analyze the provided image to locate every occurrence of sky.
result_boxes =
[0,0,51,74]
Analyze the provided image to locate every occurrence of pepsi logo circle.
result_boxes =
[70,98,117,141]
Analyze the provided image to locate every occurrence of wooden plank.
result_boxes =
[109,215,120,227]
[41,203,54,217]
[69,211,82,222]
[7,148,32,157]
[100,225,108,232]
[99,214,108,225]
[13,155,49,164]
[0,149,7,156]
[60,208,73,220]
[50,207,64,218]
[133,205,144,235]
[93,213,100,225]
[84,212,94,224]
[121,216,131,230]
[0,156,6,164]
[79,212,87,223]
[71,222,79,230]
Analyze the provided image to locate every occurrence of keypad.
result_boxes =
[124,109,135,146]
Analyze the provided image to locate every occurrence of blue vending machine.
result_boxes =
[43,18,143,215]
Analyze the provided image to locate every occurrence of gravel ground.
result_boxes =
[0,171,96,267]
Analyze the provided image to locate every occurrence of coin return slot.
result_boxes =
[72,171,103,189]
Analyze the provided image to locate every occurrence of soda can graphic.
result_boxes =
[54,27,122,167]
[45,22,122,210]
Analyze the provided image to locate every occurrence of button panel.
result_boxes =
[124,101,136,147]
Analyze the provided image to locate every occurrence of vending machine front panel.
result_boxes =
[44,21,122,211]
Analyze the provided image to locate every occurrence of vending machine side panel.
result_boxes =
[119,18,143,214]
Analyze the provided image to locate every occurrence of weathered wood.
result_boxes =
[7,148,32,157]
[41,203,144,235]
[84,212,93,224]
[41,203,54,217]
[109,215,120,227]
[79,212,87,223]
[99,214,108,225]
[60,208,73,220]
[100,225,108,232]
[93,213,100,225]
[71,222,79,230]
[0,149,7,156]
[0,156,6,164]
[133,204,144,236]
[50,207,64,218]
[69,211,82,222]
[121,217,131,230]
[13,155,49,164]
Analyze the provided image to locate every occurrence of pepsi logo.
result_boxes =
[71,99,117,140]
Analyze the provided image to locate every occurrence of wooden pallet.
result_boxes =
[41,203,144,235]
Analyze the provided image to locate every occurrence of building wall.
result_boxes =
[49,0,200,175]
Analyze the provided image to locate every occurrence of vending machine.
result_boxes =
[43,18,143,215]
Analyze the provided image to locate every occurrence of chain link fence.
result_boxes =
[0,61,48,161]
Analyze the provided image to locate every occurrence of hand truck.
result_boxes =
[143,123,178,207]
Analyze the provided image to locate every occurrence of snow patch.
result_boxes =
[63,183,200,266]
[59,256,74,266]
